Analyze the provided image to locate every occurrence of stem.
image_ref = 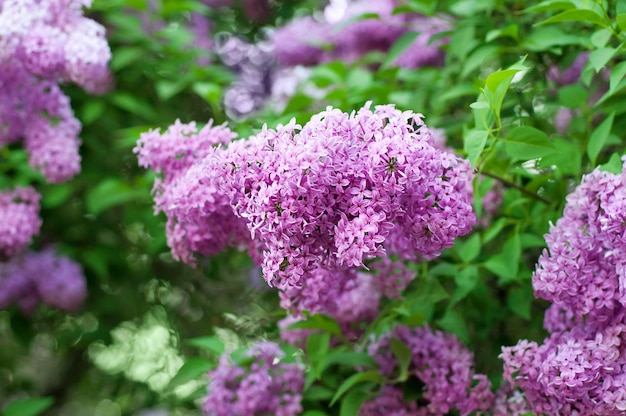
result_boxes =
[480,170,551,205]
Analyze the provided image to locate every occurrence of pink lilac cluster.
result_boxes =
[0,0,112,182]
[271,0,450,69]
[278,259,415,342]
[367,324,494,415]
[0,187,42,260]
[134,120,258,265]
[0,249,87,314]
[501,161,626,415]
[203,341,304,416]
[207,102,474,289]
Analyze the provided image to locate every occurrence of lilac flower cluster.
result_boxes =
[0,0,111,182]
[0,187,42,260]
[134,120,258,265]
[502,162,626,415]
[203,341,304,416]
[490,382,531,416]
[272,0,450,69]
[367,324,494,415]
[215,35,275,119]
[206,103,474,289]
[359,386,418,415]
[0,249,87,314]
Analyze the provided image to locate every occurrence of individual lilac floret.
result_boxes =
[203,341,304,416]
[135,120,257,264]
[501,309,626,416]
[368,325,494,415]
[0,187,42,260]
[0,249,87,313]
[533,165,626,323]
[212,102,475,288]
[359,386,418,416]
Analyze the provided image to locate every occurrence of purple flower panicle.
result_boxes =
[0,187,42,260]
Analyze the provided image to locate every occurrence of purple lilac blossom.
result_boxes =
[0,0,111,182]
[368,324,494,415]
[501,309,626,415]
[547,52,590,86]
[207,102,474,288]
[502,159,626,415]
[134,120,259,265]
[392,15,451,69]
[0,249,86,313]
[203,341,304,416]
[0,187,42,260]
[533,166,626,322]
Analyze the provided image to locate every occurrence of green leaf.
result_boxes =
[3,397,54,416]
[330,370,383,406]
[587,112,614,165]
[185,336,225,355]
[589,47,616,72]
[463,129,489,168]
[289,313,342,336]
[618,0,626,15]
[340,390,369,416]
[504,126,558,160]
[522,26,587,51]
[109,92,158,121]
[507,286,534,319]
[557,85,588,108]
[523,0,575,14]
[381,31,420,69]
[482,217,508,244]
[591,28,612,48]
[451,265,479,305]
[110,46,145,71]
[484,231,521,283]
[610,61,626,92]
[457,234,481,263]
[617,14,626,31]
[437,308,469,342]
[536,9,608,28]
[302,411,330,416]
[307,332,331,378]
[460,45,499,78]
[600,152,623,173]
[320,352,376,374]
[390,338,412,382]
[166,358,213,390]
[41,184,72,209]
[86,178,143,215]
[539,137,582,176]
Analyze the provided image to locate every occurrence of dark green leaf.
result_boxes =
[166,358,213,390]
[340,390,369,416]
[330,370,383,406]
[507,286,534,320]
[3,397,54,416]
[390,338,412,382]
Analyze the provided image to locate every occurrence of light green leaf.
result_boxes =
[86,179,144,215]
[463,129,489,168]
[557,85,588,108]
[437,309,469,342]
[451,265,479,305]
[589,47,617,72]
[457,234,481,263]
[587,112,615,165]
[600,152,623,173]
[522,26,587,51]
[289,313,342,336]
[617,14,626,31]
[610,61,626,92]
[523,0,575,14]
[504,126,558,160]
